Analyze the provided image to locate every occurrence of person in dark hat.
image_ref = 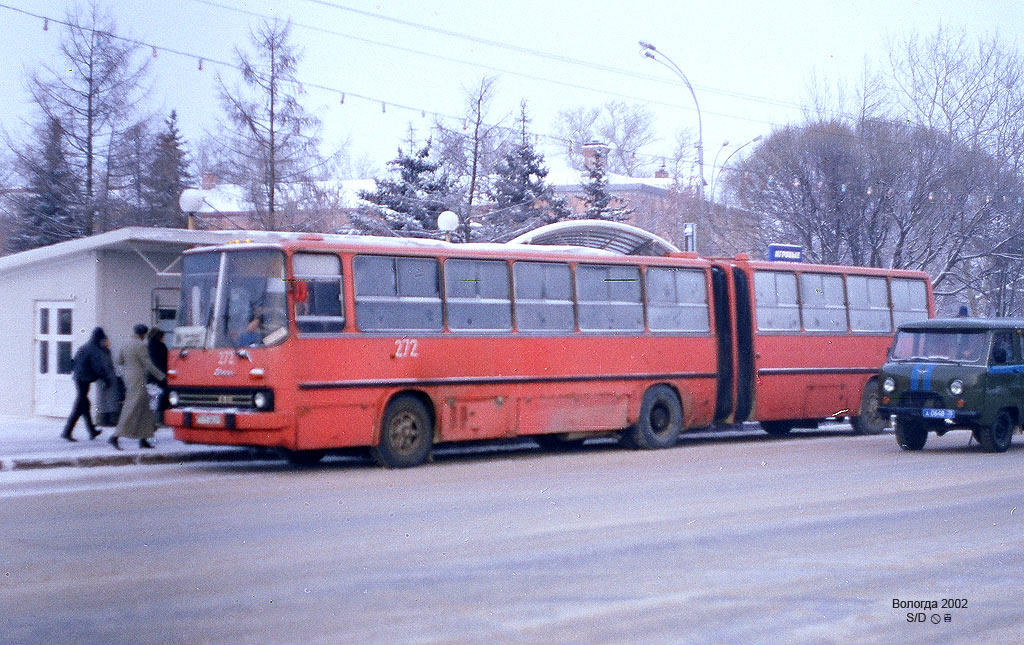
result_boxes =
[109,324,165,450]
[62,327,116,441]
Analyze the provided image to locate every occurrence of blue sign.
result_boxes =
[768,244,803,262]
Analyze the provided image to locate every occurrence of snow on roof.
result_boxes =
[0,225,625,273]
[508,219,681,256]
[545,169,674,193]
[193,178,378,214]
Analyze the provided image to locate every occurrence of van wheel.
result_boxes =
[978,410,1014,453]
[761,421,793,436]
[627,385,682,449]
[851,379,886,435]
[895,418,927,450]
[374,395,433,468]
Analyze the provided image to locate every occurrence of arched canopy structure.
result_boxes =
[507,220,680,256]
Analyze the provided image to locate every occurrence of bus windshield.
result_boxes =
[172,249,288,348]
[890,329,988,364]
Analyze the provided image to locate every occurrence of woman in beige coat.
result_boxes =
[109,324,166,450]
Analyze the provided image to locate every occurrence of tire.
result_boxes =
[851,379,887,435]
[895,418,927,451]
[373,395,433,468]
[626,385,683,450]
[285,449,326,466]
[761,420,794,436]
[977,410,1014,453]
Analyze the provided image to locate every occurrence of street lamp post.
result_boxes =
[639,41,705,193]
[709,135,763,203]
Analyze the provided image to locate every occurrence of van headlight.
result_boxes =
[253,391,270,410]
[949,379,964,396]
[167,390,180,406]
[883,377,896,393]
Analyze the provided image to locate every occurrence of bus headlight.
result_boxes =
[168,390,180,406]
[253,391,269,410]
[882,377,896,393]
[949,379,964,396]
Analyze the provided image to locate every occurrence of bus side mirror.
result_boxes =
[292,279,308,303]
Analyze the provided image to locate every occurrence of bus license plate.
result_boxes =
[195,412,223,426]
[922,408,955,419]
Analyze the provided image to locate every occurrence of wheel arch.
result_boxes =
[377,389,439,443]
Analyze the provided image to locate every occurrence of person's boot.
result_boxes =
[61,428,77,442]
[108,434,121,450]
[88,426,101,440]
[139,438,154,449]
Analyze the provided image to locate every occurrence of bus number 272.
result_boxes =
[394,338,419,358]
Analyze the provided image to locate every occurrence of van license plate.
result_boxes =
[195,413,223,426]
[922,408,955,419]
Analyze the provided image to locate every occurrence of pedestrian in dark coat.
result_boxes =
[109,324,165,450]
[62,327,116,441]
[96,338,122,426]
[147,327,169,424]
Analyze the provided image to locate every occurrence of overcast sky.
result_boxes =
[1,0,1021,182]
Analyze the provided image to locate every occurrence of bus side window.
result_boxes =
[513,262,574,332]
[444,259,512,331]
[576,264,643,332]
[799,273,846,332]
[293,253,344,334]
[891,278,929,327]
[753,271,800,331]
[848,275,891,332]
[646,267,710,332]
[354,255,442,332]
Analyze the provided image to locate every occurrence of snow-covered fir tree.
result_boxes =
[576,159,633,221]
[355,136,458,237]
[484,102,567,240]
[8,118,84,252]
[143,111,192,228]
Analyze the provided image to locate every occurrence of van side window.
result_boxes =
[991,331,1019,365]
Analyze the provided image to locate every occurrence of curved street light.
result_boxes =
[639,41,705,192]
[710,135,763,203]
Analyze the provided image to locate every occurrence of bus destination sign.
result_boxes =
[768,244,803,262]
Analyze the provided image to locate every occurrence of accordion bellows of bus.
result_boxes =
[163,223,933,467]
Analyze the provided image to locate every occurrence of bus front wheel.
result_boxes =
[374,395,433,468]
[851,378,886,435]
[626,385,683,450]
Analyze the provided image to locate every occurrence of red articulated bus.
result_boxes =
[164,225,933,467]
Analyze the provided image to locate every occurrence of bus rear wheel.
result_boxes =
[626,385,682,450]
[374,395,433,468]
[851,379,886,435]
[895,418,927,451]
[978,410,1014,453]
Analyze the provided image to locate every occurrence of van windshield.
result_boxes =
[890,329,988,363]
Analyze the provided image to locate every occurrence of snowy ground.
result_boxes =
[0,414,253,471]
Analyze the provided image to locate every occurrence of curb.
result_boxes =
[3,447,276,471]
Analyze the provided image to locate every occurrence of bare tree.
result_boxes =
[216,19,327,231]
[26,1,150,235]
[555,101,661,177]
[433,76,508,242]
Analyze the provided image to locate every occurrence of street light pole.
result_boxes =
[639,41,705,194]
[709,135,763,202]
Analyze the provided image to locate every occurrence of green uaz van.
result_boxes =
[878,318,1024,452]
